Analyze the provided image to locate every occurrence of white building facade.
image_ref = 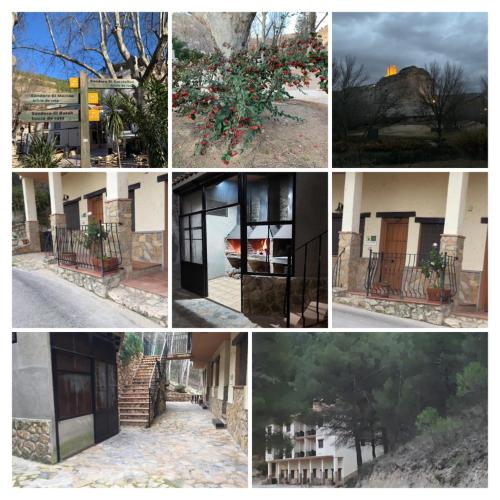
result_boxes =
[265,419,381,486]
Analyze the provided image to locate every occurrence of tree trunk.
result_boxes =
[371,438,376,459]
[116,140,121,167]
[195,12,256,57]
[307,13,317,35]
[381,427,389,454]
[261,13,267,47]
[354,436,363,469]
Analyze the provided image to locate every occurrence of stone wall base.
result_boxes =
[12,418,55,464]
[334,293,453,326]
[53,265,122,298]
[166,391,192,402]
[226,387,248,452]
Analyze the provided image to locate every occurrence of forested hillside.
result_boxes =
[253,332,487,486]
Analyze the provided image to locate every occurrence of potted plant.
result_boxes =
[82,222,118,272]
[420,244,452,303]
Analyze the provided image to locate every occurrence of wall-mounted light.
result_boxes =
[335,202,343,213]
[63,195,69,201]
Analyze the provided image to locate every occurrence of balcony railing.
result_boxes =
[306,429,316,436]
[365,250,458,303]
[306,450,316,456]
[55,222,122,276]
[166,332,192,358]
[295,430,305,437]
[295,451,305,457]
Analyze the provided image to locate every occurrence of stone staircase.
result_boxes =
[119,355,160,428]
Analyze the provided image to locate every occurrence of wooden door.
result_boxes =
[87,195,104,224]
[380,218,409,292]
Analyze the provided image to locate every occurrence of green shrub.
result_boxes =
[416,407,459,445]
[173,34,328,165]
[120,333,143,362]
[175,384,186,393]
[452,128,488,160]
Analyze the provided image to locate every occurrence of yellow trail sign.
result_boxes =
[88,109,100,122]
[69,77,80,89]
[88,92,99,105]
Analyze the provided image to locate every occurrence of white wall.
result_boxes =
[206,206,238,280]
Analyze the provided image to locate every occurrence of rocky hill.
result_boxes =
[346,409,487,488]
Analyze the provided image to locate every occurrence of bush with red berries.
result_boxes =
[173,34,328,165]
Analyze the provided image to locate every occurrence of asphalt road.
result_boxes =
[13,268,158,328]
[332,303,432,328]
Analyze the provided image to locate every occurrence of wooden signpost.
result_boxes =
[20,71,137,167]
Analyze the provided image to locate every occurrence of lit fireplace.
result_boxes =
[225,225,241,276]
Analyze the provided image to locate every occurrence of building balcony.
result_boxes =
[295,451,305,458]
[295,430,305,438]
[306,429,316,437]
[306,450,316,457]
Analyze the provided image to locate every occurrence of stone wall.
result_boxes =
[459,270,481,306]
[226,387,248,452]
[209,394,223,420]
[12,418,55,464]
[334,293,452,326]
[53,265,121,298]
[166,391,192,402]
[241,275,328,317]
[132,231,163,264]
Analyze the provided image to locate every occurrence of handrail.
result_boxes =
[333,248,345,288]
[147,335,169,426]
[284,230,327,328]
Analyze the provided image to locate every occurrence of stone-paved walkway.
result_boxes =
[173,288,257,328]
[12,252,47,272]
[12,402,248,488]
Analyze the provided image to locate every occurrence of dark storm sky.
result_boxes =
[333,12,488,91]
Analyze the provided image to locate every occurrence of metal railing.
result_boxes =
[55,221,122,276]
[333,248,345,288]
[166,332,192,357]
[284,230,328,328]
[147,336,169,426]
[365,250,458,303]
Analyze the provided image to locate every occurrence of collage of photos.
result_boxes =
[9,9,489,491]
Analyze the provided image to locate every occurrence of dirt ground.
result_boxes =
[173,99,328,168]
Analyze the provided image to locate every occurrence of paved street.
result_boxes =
[13,402,248,488]
[13,267,158,328]
[332,303,432,328]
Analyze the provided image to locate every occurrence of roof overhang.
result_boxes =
[191,332,230,368]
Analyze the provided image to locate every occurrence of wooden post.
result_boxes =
[79,71,91,167]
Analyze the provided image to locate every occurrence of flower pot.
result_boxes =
[92,256,118,272]
[61,252,76,265]
[427,287,452,303]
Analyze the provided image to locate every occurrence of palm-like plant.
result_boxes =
[103,94,124,168]
[20,134,60,167]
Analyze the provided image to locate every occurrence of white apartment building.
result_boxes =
[265,407,382,485]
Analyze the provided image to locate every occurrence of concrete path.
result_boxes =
[173,288,257,328]
[332,303,433,328]
[12,402,248,488]
[13,267,158,328]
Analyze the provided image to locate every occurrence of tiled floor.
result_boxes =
[122,271,168,297]
[12,402,248,488]
[208,276,241,311]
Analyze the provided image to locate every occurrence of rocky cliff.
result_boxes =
[346,409,487,488]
